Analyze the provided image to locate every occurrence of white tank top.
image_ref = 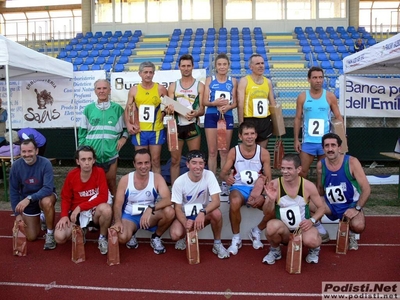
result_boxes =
[233,145,263,186]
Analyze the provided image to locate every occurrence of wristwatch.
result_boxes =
[148,204,156,215]
[355,205,362,212]
[27,195,33,202]
[310,217,316,224]
[199,208,207,216]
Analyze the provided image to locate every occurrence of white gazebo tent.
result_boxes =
[0,35,74,160]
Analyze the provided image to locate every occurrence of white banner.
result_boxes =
[110,69,207,107]
[0,70,105,128]
[343,75,400,118]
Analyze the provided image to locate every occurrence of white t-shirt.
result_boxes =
[171,169,221,207]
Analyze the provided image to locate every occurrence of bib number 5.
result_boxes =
[139,105,155,123]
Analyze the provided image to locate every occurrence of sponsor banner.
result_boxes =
[0,70,105,128]
[110,69,207,107]
[343,76,400,117]
[322,281,400,299]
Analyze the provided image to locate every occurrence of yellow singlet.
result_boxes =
[243,75,271,118]
[135,83,164,131]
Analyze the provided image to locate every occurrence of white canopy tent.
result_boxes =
[0,34,74,160]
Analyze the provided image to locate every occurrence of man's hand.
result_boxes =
[15,198,30,214]
[264,181,277,202]
[140,208,153,229]
[247,195,265,208]
[117,137,127,151]
[185,219,194,230]
[343,208,359,220]
[299,219,313,232]
[294,140,301,153]
[70,206,81,224]
[56,216,71,231]
[186,110,197,121]
[194,213,205,231]
[113,220,124,234]
[225,169,235,186]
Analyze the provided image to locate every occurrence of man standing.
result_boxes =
[316,133,370,251]
[79,79,128,198]
[294,66,343,178]
[113,149,175,254]
[263,153,325,265]
[125,61,168,174]
[237,54,276,149]
[54,146,113,255]
[166,54,205,185]
[220,121,272,255]
[9,139,57,250]
[169,150,229,259]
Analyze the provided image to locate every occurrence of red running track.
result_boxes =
[0,211,399,300]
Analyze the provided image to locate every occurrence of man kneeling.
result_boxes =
[55,146,112,255]
[169,150,229,259]
[263,154,325,265]
[113,149,175,254]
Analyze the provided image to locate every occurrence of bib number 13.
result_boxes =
[326,186,347,204]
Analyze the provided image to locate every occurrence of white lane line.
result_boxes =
[0,281,322,297]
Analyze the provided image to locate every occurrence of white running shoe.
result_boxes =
[175,238,186,250]
[306,247,320,264]
[227,238,242,255]
[262,247,282,265]
[248,227,264,249]
[212,243,230,259]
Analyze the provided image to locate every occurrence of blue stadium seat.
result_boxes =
[297,33,306,40]
[243,39,252,48]
[194,34,203,42]
[313,46,324,53]
[103,64,112,72]
[329,32,339,39]
[67,50,78,58]
[114,64,124,72]
[315,26,325,34]
[191,47,202,55]
[78,50,89,58]
[207,28,216,35]
[333,61,343,70]
[195,28,204,36]
[89,50,100,57]
[321,39,332,46]
[230,47,240,54]
[106,56,116,64]
[318,33,328,39]
[94,31,103,38]
[304,52,316,62]
[325,68,336,76]
[123,30,132,37]
[79,65,89,71]
[357,27,366,33]
[85,32,93,38]
[193,40,203,48]
[219,27,227,35]
[105,43,115,50]
[243,53,253,61]
[341,52,351,59]
[192,54,200,62]
[88,38,98,44]
[325,45,336,53]
[75,33,83,39]
[344,39,354,46]
[230,40,240,47]
[184,28,193,36]
[99,37,109,44]
[84,44,93,51]
[58,51,67,59]
[169,40,178,48]
[91,64,102,70]
[218,40,227,47]
[305,27,314,34]
[351,33,360,39]
[230,54,240,62]
[172,29,181,36]
[134,30,142,37]
[347,26,356,34]
[329,77,337,88]
[336,45,348,53]
[336,26,346,33]
[329,53,341,61]
[120,37,129,44]
[254,27,262,34]
[255,40,265,47]
[333,39,344,46]
[84,57,94,65]
[73,57,83,65]
[118,56,129,64]
[166,48,176,55]
[100,49,111,57]
[81,38,89,44]
[202,61,210,69]
[348,45,355,53]
[65,44,73,51]
[310,39,321,46]
[109,37,119,44]
[308,60,319,68]
[218,47,227,54]
[114,30,122,37]
[299,39,309,47]
[320,61,332,69]
[254,33,264,41]
[294,27,303,34]
[74,44,84,51]
[104,31,112,38]
[179,47,189,55]
[163,55,174,63]
[205,40,214,47]
[94,44,104,51]
[317,53,328,61]
[115,43,126,50]
[301,45,311,54]
[95,57,105,65]
[204,47,214,55]
[242,27,251,34]
[341,32,350,39]
[122,49,132,56]
[161,62,171,70]
[243,46,253,55]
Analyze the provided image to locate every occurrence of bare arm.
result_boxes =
[327,91,343,122]
[113,174,128,230]
[316,160,325,196]
[267,78,277,107]
[349,156,370,208]
[261,148,272,183]
[306,180,326,222]
[195,81,205,117]
[124,86,138,135]
[202,77,213,107]
[154,173,172,210]
[294,92,305,153]
[174,203,187,228]
[219,147,236,184]
[237,77,247,124]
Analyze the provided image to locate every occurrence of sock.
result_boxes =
[152,233,160,239]
[47,229,54,234]
[232,233,240,240]
[271,246,280,252]
[314,221,327,234]
[99,234,106,240]
[252,226,261,233]
[214,239,221,245]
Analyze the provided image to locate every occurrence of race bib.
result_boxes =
[184,203,203,217]
[239,170,259,185]
[139,105,155,123]
[307,118,325,137]
[280,206,301,231]
[325,185,347,204]
[252,98,268,117]
[131,204,147,215]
